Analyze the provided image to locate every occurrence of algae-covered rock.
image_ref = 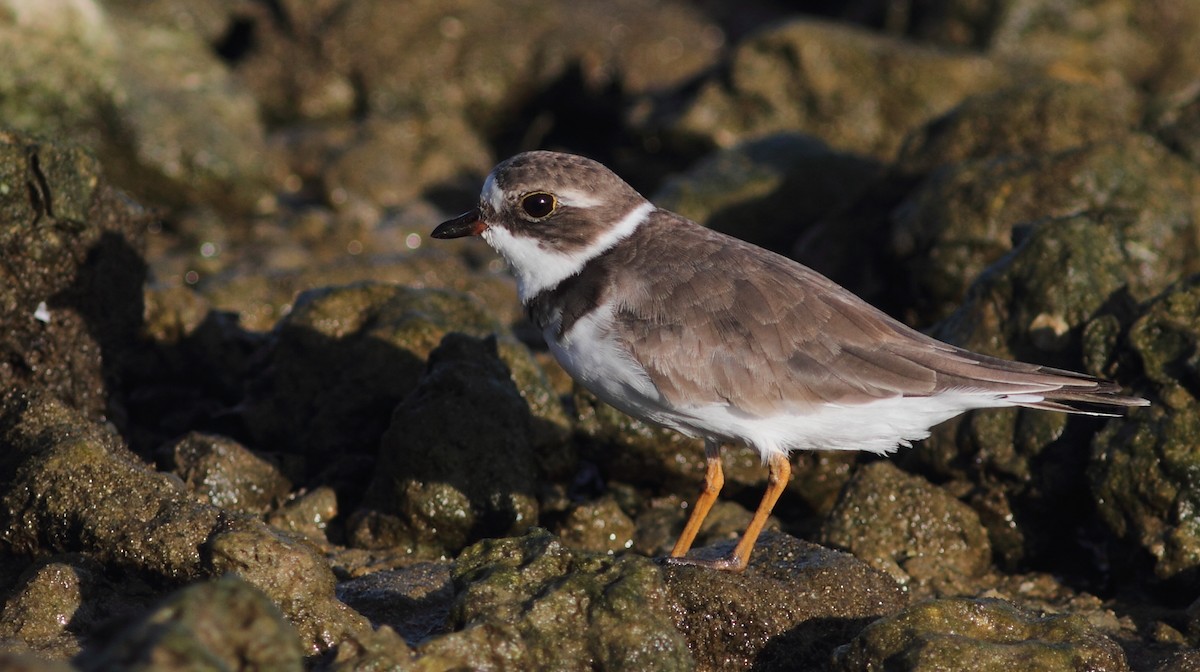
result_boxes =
[652,133,881,254]
[0,132,148,422]
[833,597,1129,671]
[658,18,1007,158]
[666,533,907,671]
[419,528,692,671]
[0,387,376,655]
[0,1,273,212]
[355,334,539,556]
[555,495,637,555]
[905,213,1150,568]
[241,282,567,470]
[822,461,992,596]
[893,135,1200,326]
[166,432,292,515]
[1090,277,1200,583]
[81,576,304,672]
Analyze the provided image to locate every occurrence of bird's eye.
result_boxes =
[520,192,557,220]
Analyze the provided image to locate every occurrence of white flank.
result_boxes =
[483,200,655,302]
[547,304,665,414]
[669,392,1020,460]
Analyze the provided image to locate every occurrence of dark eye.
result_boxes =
[520,192,557,220]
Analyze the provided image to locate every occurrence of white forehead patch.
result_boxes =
[481,171,503,212]
[482,200,655,302]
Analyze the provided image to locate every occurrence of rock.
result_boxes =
[653,133,881,255]
[0,387,376,655]
[0,131,148,422]
[354,334,539,556]
[81,576,305,672]
[901,212,1157,569]
[0,1,274,212]
[336,562,454,646]
[821,461,992,596]
[666,532,906,671]
[419,528,692,671]
[653,18,1008,158]
[0,555,150,660]
[240,283,567,477]
[891,134,1200,326]
[895,82,1140,177]
[1090,277,1200,583]
[265,486,338,544]
[166,432,292,515]
[833,597,1129,671]
[556,495,637,555]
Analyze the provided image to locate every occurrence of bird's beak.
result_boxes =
[431,208,487,239]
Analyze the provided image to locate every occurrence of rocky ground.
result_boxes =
[2,0,1200,670]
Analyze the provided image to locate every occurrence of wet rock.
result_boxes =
[0,387,375,655]
[355,334,539,556]
[419,528,692,671]
[336,562,453,646]
[665,532,906,671]
[0,132,148,422]
[1090,277,1200,583]
[0,556,150,660]
[0,653,76,672]
[895,82,1139,177]
[240,282,566,474]
[265,486,338,544]
[893,135,1200,327]
[236,0,722,123]
[653,134,882,257]
[81,576,304,672]
[556,495,637,555]
[821,461,992,597]
[0,387,222,582]
[654,18,1008,158]
[0,1,273,212]
[833,597,1129,671]
[904,213,1155,568]
[1150,88,1200,165]
[166,432,292,515]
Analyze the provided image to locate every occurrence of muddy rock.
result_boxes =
[654,18,1008,158]
[355,334,540,556]
[165,432,292,515]
[0,132,148,423]
[822,461,992,597]
[833,597,1129,671]
[81,576,304,672]
[419,528,692,671]
[666,532,906,671]
[1090,277,1200,583]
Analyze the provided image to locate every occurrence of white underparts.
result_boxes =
[483,200,655,302]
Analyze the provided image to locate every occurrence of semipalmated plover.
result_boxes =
[432,151,1148,571]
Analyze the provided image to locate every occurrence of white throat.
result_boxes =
[483,201,655,303]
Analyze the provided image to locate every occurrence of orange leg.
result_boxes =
[669,439,724,558]
[666,450,791,572]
